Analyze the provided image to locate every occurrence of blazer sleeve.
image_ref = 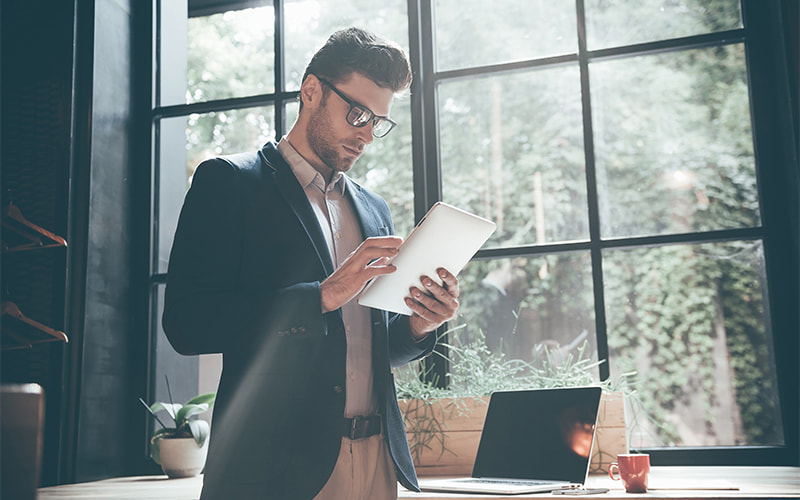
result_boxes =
[162,158,326,355]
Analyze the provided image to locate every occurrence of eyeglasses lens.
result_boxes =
[371,119,392,138]
[347,106,372,127]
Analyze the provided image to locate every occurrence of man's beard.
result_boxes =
[307,104,359,174]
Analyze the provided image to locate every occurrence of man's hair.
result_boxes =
[302,27,412,92]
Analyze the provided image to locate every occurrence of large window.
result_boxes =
[150,0,798,463]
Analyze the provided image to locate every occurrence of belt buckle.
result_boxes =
[350,417,357,439]
[349,416,362,439]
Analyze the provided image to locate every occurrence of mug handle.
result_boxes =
[608,462,621,481]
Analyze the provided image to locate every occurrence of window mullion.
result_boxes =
[274,0,285,138]
[576,0,610,381]
[407,0,441,223]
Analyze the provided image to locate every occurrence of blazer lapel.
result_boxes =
[258,143,335,276]
[346,178,388,239]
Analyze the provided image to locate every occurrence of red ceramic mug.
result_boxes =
[608,453,650,493]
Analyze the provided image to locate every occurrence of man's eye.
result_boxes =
[350,107,372,125]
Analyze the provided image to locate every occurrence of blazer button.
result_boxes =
[333,385,343,394]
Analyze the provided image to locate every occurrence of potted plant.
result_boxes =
[139,385,216,479]
[395,324,638,477]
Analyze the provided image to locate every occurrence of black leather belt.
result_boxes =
[343,415,381,440]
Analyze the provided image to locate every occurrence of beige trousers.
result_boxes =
[313,434,397,500]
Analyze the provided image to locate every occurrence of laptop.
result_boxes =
[418,386,603,495]
[358,202,496,315]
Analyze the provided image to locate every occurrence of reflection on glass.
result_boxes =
[434,0,577,71]
[439,67,588,248]
[454,253,595,365]
[187,6,275,103]
[591,44,759,238]
[284,0,409,91]
[585,0,742,50]
[604,241,782,447]
[186,106,275,181]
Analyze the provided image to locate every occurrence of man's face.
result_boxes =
[306,72,395,175]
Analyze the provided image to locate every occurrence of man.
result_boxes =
[162,27,459,500]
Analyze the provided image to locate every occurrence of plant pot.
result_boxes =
[158,437,208,478]
[399,396,489,477]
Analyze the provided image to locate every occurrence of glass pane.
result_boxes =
[152,284,202,413]
[440,253,597,388]
[604,241,783,447]
[284,0,409,92]
[159,1,187,107]
[347,99,415,238]
[186,5,275,104]
[434,0,577,71]
[157,107,275,272]
[591,44,759,238]
[439,67,588,248]
[186,106,275,173]
[585,0,742,50]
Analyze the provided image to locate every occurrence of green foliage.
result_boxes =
[396,325,639,460]
[139,391,216,465]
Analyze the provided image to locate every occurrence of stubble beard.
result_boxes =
[307,104,359,176]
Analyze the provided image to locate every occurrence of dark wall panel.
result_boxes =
[1,0,75,487]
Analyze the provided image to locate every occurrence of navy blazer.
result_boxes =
[163,142,436,499]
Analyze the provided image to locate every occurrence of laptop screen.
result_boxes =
[471,387,603,484]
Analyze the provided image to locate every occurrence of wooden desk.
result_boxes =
[38,467,799,499]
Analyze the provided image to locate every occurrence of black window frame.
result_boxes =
[149,0,799,466]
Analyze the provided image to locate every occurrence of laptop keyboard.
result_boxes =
[459,478,555,486]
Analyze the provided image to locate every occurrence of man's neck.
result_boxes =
[284,131,335,184]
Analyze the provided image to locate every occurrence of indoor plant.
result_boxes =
[395,324,638,476]
[139,386,216,478]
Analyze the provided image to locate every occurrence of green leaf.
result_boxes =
[187,419,210,447]
[175,403,209,424]
[186,392,216,407]
[149,402,181,423]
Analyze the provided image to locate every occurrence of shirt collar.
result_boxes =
[277,137,347,195]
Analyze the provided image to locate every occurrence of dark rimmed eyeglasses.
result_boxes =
[316,77,397,138]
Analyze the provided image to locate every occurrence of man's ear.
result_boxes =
[300,74,323,109]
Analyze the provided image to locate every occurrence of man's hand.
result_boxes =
[406,267,460,339]
[320,236,403,313]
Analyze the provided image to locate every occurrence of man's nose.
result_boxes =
[356,122,375,145]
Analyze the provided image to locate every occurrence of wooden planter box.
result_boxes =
[589,391,628,475]
[398,397,489,477]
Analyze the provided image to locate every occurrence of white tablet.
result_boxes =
[357,202,496,315]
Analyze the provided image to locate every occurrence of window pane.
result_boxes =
[604,241,783,447]
[186,6,275,104]
[591,44,759,238]
[157,107,275,273]
[585,0,742,50]
[455,253,596,366]
[186,106,275,173]
[347,99,415,238]
[284,0,409,92]
[439,67,589,248]
[434,0,577,71]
